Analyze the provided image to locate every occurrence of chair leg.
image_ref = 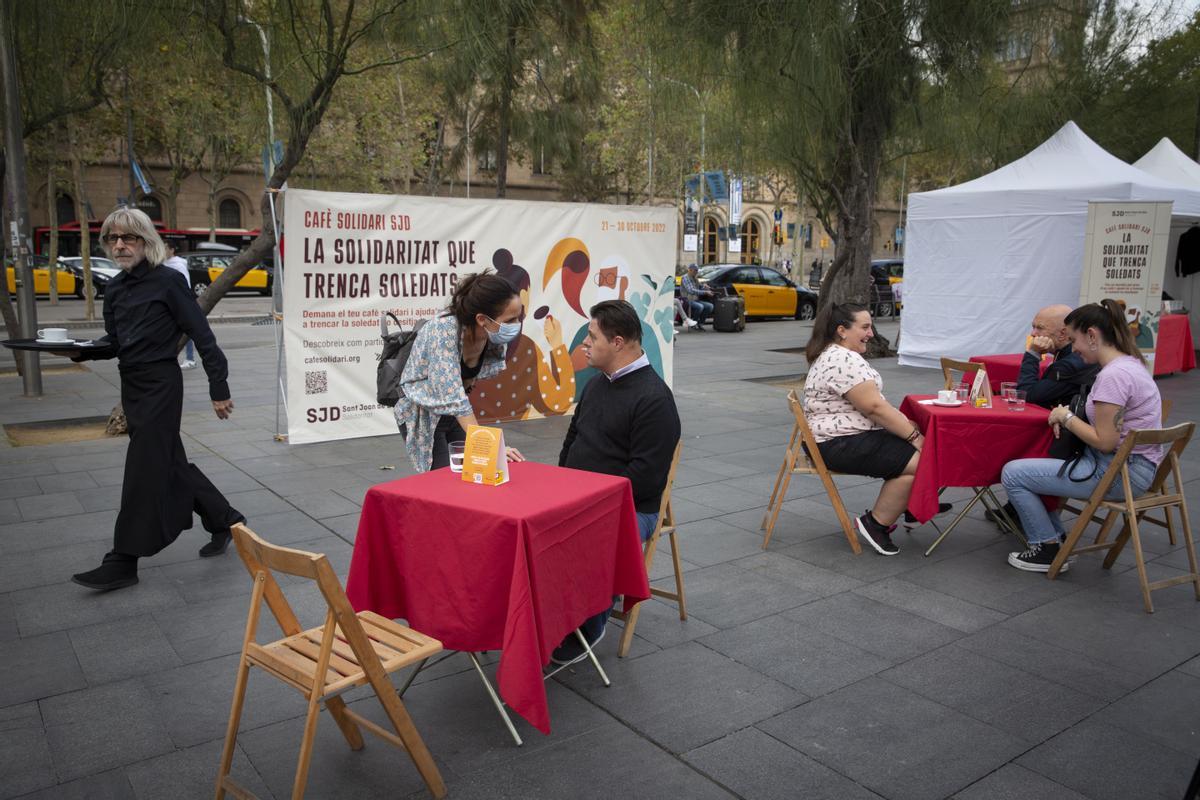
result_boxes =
[371,671,449,797]
[291,692,323,799]
[762,453,796,549]
[616,601,642,658]
[214,658,252,800]
[1175,496,1200,601]
[817,468,860,555]
[668,529,687,620]
[763,429,798,530]
[324,696,364,751]
[1125,513,1155,613]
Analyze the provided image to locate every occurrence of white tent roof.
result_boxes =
[898,121,1200,369]
[1134,137,1200,189]
[908,121,1200,221]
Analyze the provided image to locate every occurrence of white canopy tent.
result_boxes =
[898,121,1200,369]
[1135,138,1200,346]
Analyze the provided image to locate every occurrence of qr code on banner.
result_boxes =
[305,370,328,395]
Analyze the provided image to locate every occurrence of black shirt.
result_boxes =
[559,364,681,514]
[1017,343,1097,408]
[76,260,231,401]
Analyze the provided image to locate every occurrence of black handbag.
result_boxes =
[1050,383,1097,481]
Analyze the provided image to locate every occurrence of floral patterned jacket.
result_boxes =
[394,313,506,471]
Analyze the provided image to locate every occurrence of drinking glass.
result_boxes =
[449,441,466,472]
[1009,390,1026,412]
[955,384,969,403]
[1000,381,1017,404]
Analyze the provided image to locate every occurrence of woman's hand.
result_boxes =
[212,398,234,420]
[505,446,525,462]
[1048,404,1070,426]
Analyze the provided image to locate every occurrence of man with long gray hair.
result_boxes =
[66,207,244,591]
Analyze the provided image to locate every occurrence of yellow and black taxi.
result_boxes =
[694,264,818,320]
[5,255,77,296]
[183,247,273,297]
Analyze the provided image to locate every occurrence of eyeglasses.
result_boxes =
[102,233,143,246]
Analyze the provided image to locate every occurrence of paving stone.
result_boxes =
[0,476,43,500]
[0,593,17,642]
[1090,670,1200,756]
[125,738,272,800]
[16,768,136,800]
[0,498,20,524]
[12,578,187,637]
[223,487,295,517]
[684,727,882,800]
[1017,718,1197,800]
[854,576,1010,633]
[782,592,964,663]
[0,630,87,708]
[0,509,118,555]
[0,540,107,594]
[731,550,863,597]
[1180,654,1200,679]
[899,544,1087,614]
[670,518,770,567]
[36,470,99,494]
[952,763,1089,799]
[233,508,336,546]
[286,488,363,519]
[15,490,86,521]
[556,641,806,753]
[701,613,892,697]
[39,679,177,782]
[0,702,56,799]
[70,486,124,512]
[669,562,820,629]
[776,533,924,582]
[880,644,1104,744]
[1075,560,1200,632]
[68,616,183,685]
[608,594,710,654]
[759,677,1028,800]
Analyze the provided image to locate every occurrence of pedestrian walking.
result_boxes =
[162,239,196,369]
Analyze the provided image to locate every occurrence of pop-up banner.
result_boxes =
[283,189,678,444]
[1080,201,1172,349]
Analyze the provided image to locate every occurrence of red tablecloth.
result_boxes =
[346,461,650,735]
[969,353,1048,394]
[1153,314,1196,376]
[900,395,1054,522]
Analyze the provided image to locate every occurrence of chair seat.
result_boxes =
[248,610,442,698]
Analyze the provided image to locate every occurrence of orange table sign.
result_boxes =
[462,424,509,485]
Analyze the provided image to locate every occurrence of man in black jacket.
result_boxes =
[553,300,680,665]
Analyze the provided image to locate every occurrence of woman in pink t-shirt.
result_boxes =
[1001,299,1163,573]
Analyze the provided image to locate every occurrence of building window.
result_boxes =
[477,150,497,172]
[136,195,162,222]
[219,198,242,229]
[740,219,760,264]
[703,217,719,264]
[55,192,76,224]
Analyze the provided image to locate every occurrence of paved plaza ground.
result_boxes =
[2,299,1199,799]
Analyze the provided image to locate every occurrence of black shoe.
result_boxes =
[1007,542,1069,573]
[72,554,139,591]
[856,511,899,556]
[551,626,606,666]
[199,531,233,558]
[985,502,1024,533]
[903,502,952,529]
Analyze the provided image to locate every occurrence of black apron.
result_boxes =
[114,361,239,557]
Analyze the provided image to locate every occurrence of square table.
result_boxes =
[900,395,1054,555]
[346,461,650,737]
[1153,313,1196,376]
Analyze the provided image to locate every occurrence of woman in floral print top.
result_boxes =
[395,271,527,471]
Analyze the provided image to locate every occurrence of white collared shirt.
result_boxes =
[606,352,649,382]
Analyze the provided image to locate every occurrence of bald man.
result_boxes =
[1020,304,1097,409]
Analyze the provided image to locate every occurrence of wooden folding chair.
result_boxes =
[761,390,862,554]
[939,357,981,391]
[1048,423,1200,614]
[612,440,686,658]
[215,524,446,800]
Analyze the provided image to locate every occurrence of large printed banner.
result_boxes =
[284,189,678,445]
[1080,201,1172,350]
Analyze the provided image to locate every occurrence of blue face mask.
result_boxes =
[486,317,521,345]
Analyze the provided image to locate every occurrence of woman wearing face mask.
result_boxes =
[394,270,526,471]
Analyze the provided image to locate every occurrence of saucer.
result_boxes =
[36,338,75,345]
[932,399,964,407]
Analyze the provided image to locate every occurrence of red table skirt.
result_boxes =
[901,395,1054,522]
[346,461,650,734]
[1153,314,1196,376]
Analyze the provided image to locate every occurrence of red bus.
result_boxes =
[35,221,262,258]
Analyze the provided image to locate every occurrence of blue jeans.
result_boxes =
[184,339,194,361]
[687,299,713,326]
[1000,449,1158,544]
[577,511,660,642]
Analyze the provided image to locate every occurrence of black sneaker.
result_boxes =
[550,627,605,666]
[1007,542,1069,573]
[855,512,899,556]
[903,502,952,530]
[72,554,139,591]
[199,531,232,558]
[985,502,1024,533]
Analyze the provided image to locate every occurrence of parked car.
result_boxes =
[871,258,903,283]
[5,255,77,296]
[869,260,901,317]
[181,251,273,297]
[696,263,818,320]
[59,256,120,298]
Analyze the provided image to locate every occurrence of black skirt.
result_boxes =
[114,361,240,557]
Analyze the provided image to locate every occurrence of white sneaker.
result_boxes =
[685,319,699,328]
[180,360,196,370]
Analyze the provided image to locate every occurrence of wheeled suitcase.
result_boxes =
[713,295,745,332]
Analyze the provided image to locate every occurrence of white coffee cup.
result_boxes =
[37,328,69,342]
[937,389,957,404]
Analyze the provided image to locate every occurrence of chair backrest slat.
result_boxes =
[653,440,684,534]
[787,389,827,473]
[940,357,980,391]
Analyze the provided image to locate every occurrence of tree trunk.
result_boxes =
[68,117,95,321]
[46,159,59,305]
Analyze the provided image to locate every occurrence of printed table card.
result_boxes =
[462,424,510,486]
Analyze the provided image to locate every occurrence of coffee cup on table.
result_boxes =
[37,328,69,342]
[937,389,957,404]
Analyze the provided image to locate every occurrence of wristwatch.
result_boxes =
[1062,411,1075,426]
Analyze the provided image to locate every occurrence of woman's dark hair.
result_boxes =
[590,299,642,344]
[447,269,519,327]
[805,302,870,363]
[1064,298,1144,363]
